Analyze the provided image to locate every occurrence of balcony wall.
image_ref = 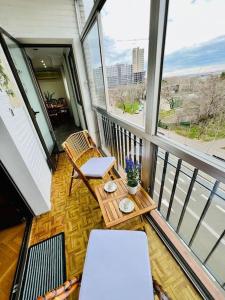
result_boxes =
[0,0,78,40]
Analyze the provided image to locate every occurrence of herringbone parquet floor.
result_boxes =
[29,153,202,299]
[0,222,26,300]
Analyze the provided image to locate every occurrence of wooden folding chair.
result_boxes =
[62,130,116,199]
[37,276,80,300]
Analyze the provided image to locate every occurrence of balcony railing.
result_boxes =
[97,112,143,171]
[153,148,225,292]
[96,110,225,296]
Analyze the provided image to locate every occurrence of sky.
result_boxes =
[101,0,150,66]
[100,0,225,76]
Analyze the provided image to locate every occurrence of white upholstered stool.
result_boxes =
[79,230,154,300]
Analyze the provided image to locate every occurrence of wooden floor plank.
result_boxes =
[29,153,202,300]
[0,222,26,300]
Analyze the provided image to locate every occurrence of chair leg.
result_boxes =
[69,167,75,196]
[83,178,98,202]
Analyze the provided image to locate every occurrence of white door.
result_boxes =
[0,38,51,215]
[1,31,57,169]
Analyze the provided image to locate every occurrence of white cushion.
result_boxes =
[79,230,154,300]
[80,157,115,178]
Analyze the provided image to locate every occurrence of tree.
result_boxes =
[161,84,176,109]
[195,75,225,139]
[220,72,225,80]
[111,85,127,113]
[133,82,146,100]
[198,76,225,121]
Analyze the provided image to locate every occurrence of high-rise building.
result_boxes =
[132,47,145,84]
[106,64,133,88]
[132,47,144,73]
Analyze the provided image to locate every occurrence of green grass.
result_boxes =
[159,109,175,120]
[117,100,140,114]
[173,121,225,141]
[159,109,225,141]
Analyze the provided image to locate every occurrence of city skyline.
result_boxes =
[93,47,145,88]
[101,0,225,77]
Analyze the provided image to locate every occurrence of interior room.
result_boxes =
[25,47,81,151]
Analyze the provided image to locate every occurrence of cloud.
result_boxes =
[103,36,131,66]
[163,35,225,75]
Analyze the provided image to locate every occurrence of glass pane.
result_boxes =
[205,237,225,286]
[191,188,225,262]
[168,163,192,230]
[153,156,164,206]
[101,0,150,128]
[97,113,112,156]
[160,154,178,218]
[77,0,94,30]
[178,177,212,244]
[3,35,54,153]
[157,0,225,161]
[83,23,106,108]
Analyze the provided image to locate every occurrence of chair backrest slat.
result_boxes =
[62,130,94,163]
[62,130,99,199]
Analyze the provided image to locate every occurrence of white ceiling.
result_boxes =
[25,47,68,70]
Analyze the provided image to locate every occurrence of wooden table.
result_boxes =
[95,178,156,228]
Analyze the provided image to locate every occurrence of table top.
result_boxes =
[95,178,156,228]
[79,229,154,300]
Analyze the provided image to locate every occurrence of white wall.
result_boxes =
[0,0,78,39]
[38,78,67,100]
[0,0,99,143]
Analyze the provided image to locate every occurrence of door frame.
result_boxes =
[0,161,33,300]
[23,54,59,152]
[67,48,88,128]
[0,27,56,170]
[22,43,88,129]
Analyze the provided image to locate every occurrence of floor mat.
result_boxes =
[20,233,66,300]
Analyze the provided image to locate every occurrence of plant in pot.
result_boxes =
[125,157,141,195]
[0,59,15,97]
[44,91,55,103]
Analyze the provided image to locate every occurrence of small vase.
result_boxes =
[127,185,138,195]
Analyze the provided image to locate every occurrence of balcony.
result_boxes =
[29,151,201,300]
[0,0,225,299]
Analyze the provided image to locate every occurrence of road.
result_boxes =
[110,106,225,160]
[158,128,225,160]
[153,152,225,290]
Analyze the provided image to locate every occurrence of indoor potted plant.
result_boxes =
[125,157,140,195]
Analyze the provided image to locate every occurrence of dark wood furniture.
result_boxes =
[45,98,69,124]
